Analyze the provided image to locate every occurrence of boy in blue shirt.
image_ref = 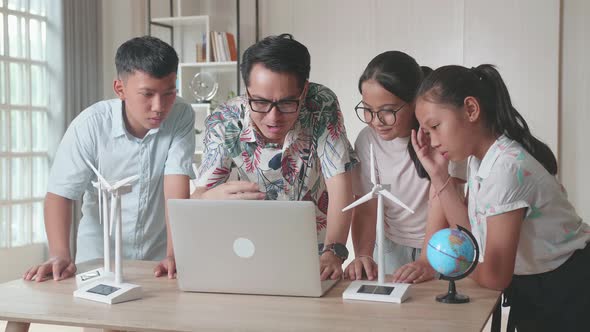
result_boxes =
[23,36,195,282]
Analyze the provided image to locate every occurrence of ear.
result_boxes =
[113,78,126,100]
[463,96,481,122]
[300,80,310,100]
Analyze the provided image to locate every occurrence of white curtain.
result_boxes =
[61,0,103,259]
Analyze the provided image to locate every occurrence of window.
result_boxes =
[0,0,49,248]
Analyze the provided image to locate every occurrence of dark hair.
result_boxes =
[115,36,179,79]
[358,51,429,178]
[421,66,433,78]
[418,64,557,175]
[240,33,310,89]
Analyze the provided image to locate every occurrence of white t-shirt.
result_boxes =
[467,135,590,275]
[352,127,466,248]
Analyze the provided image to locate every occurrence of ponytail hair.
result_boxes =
[417,64,557,174]
[358,51,430,178]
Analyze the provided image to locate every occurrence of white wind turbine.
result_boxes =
[73,159,142,304]
[342,143,415,303]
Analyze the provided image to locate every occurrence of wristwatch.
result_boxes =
[321,243,349,262]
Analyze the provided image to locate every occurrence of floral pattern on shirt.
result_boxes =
[196,83,357,241]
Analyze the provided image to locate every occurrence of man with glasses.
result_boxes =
[192,34,357,280]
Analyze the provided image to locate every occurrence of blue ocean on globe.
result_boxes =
[426,228,477,278]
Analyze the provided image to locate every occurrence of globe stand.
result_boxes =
[427,225,480,305]
[436,279,470,304]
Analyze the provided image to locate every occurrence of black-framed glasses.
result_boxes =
[246,88,302,114]
[354,101,406,125]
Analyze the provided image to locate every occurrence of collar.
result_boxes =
[111,99,126,138]
[111,100,160,139]
[471,134,514,180]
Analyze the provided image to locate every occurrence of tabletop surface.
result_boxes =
[0,260,501,332]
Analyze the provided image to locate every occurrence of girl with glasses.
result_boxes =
[344,51,466,283]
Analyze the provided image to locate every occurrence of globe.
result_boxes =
[426,225,480,303]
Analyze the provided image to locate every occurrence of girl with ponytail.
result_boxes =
[344,51,466,283]
[411,64,589,332]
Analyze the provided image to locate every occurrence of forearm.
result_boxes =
[44,193,73,258]
[164,175,190,257]
[323,173,354,245]
[350,203,377,256]
[430,176,470,231]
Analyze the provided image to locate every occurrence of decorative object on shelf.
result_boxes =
[190,72,218,103]
[426,225,480,304]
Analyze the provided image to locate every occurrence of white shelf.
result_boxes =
[180,61,237,68]
[151,15,208,26]
[191,103,211,108]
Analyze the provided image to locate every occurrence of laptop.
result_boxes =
[167,199,339,297]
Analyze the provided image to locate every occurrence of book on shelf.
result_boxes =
[226,32,237,61]
[196,32,206,62]
[208,31,237,63]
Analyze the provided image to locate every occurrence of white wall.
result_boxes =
[561,0,590,222]
[259,0,559,154]
[101,0,147,99]
[98,0,587,221]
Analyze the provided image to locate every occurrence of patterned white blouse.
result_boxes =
[467,135,589,275]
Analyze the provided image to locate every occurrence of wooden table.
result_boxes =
[0,260,501,332]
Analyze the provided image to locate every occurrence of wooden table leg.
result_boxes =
[4,322,29,332]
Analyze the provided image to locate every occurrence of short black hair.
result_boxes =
[240,33,310,89]
[115,36,178,79]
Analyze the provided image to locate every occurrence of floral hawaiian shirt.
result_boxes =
[195,82,358,243]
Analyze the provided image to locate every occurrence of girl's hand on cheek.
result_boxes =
[411,128,449,179]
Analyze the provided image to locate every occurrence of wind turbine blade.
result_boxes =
[84,159,111,190]
[342,191,375,212]
[379,189,415,214]
[112,175,139,190]
[370,144,377,185]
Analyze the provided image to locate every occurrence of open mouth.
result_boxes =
[266,124,283,133]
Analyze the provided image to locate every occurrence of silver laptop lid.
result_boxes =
[168,199,328,297]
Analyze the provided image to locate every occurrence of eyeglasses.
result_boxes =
[246,88,303,114]
[354,101,406,125]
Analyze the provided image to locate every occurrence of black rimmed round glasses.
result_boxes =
[246,89,303,114]
[354,101,406,125]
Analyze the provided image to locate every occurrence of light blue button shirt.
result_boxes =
[48,98,195,263]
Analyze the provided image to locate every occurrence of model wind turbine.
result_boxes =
[73,159,142,304]
[74,160,113,287]
[342,144,415,303]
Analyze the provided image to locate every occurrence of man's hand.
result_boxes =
[320,251,344,281]
[344,256,378,281]
[23,256,76,282]
[197,181,265,200]
[391,260,436,284]
[154,256,176,279]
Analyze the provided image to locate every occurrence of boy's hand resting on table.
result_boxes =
[23,256,76,282]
